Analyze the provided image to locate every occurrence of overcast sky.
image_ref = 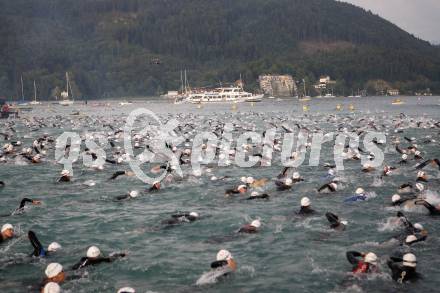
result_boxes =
[340,0,440,44]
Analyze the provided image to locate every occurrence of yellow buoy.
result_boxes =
[302,105,309,112]
[336,104,342,111]
[349,104,355,111]
[231,103,237,111]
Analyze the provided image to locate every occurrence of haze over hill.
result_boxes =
[1,0,439,99]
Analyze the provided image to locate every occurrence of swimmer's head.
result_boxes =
[301,197,311,207]
[329,182,337,190]
[292,172,300,179]
[391,194,401,203]
[152,181,161,190]
[246,177,255,184]
[216,249,232,261]
[237,185,247,193]
[250,191,259,198]
[189,212,199,218]
[43,282,60,293]
[405,235,418,245]
[355,188,365,195]
[1,223,14,238]
[250,219,261,228]
[413,223,423,231]
[129,190,140,198]
[60,169,70,177]
[45,263,65,282]
[87,246,101,258]
[240,176,247,183]
[48,242,62,252]
[364,252,378,266]
[403,253,417,268]
[402,154,408,160]
[415,183,424,192]
[285,178,293,186]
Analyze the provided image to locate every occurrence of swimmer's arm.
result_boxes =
[346,251,362,265]
[115,194,130,201]
[72,257,89,270]
[19,198,34,209]
[28,231,44,257]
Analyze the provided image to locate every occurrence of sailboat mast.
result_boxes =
[66,72,69,97]
[33,80,37,102]
[21,75,24,102]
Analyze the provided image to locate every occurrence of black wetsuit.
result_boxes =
[225,188,241,196]
[28,231,46,257]
[393,196,416,206]
[162,214,197,225]
[387,258,420,283]
[58,175,70,182]
[326,212,345,231]
[246,194,269,200]
[238,224,258,234]
[297,206,315,215]
[210,260,228,269]
[72,253,125,270]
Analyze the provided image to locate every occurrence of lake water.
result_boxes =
[1,96,440,293]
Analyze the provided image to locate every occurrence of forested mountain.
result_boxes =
[1,0,439,99]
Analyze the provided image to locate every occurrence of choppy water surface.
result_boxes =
[1,96,440,293]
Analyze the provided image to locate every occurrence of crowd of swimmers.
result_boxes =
[1,112,440,292]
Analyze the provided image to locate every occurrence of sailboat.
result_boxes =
[18,75,29,106]
[29,80,41,105]
[59,72,74,106]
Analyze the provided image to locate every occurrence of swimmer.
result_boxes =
[72,246,126,270]
[387,253,420,283]
[147,181,161,192]
[0,223,14,243]
[238,219,261,233]
[416,171,428,182]
[12,198,42,214]
[109,170,135,180]
[297,197,315,215]
[325,212,347,231]
[361,163,375,172]
[209,249,237,276]
[41,263,65,289]
[291,172,304,183]
[28,231,61,257]
[275,178,293,191]
[399,154,408,164]
[318,182,338,193]
[344,188,367,203]
[115,190,141,201]
[415,158,440,170]
[346,251,378,273]
[391,194,416,207]
[246,191,269,200]
[57,169,71,182]
[225,184,247,196]
[415,200,440,216]
[162,212,199,226]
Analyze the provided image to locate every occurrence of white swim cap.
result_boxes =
[355,188,365,195]
[87,246,101,258]
[402,154,408,160]
[391,194,401,203]
[246,176,255,184]
[47,242,62,252]
[413,223,423,231]
[415,150,421,156]
[237,185,247,191]
[328,169,335,176]
[216,249,232,261]
[364,252,378,265]
[301,197,311,207]
[43,282,60,293]
[45,263,63,278]
[403,253,417,267]
[405,235,418,244]
[61,169,70,176]
[417,171,425,178]
[1,223,13,233]
[251,219,261,228]
[117,287,135,293]
[415,183,424,191]
[189,212,199,218]
[292,172,300,179]
[129,190,140,198]
[210,176,218,181]
[329,182,338,190]
[285,178,293,186]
